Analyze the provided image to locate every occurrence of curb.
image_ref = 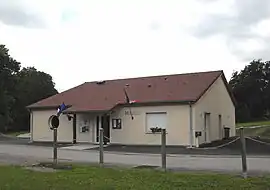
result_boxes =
[84,149,270,159]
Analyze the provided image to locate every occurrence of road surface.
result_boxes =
[0,143,269,175]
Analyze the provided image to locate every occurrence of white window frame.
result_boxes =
[80,125,90,133]
[79,119,90,133]
[112,118,122,129]
[145,112,167,133]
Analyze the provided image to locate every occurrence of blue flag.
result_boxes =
[57,102,67,116]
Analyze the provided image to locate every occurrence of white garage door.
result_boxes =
[146,112,167,132]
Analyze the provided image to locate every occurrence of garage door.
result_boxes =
[146,112,167,132]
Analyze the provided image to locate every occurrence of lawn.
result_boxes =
[4,131,28,137]
[236,120,270,128]
[0,164,270,190]
[236,120,270,138]
[236,126,270,138]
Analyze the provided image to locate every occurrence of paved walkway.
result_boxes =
[0,144,269,174]
[60,144,100,151]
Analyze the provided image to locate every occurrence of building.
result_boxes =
[27,70,236,147]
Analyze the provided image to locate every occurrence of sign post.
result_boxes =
[53,128,58,165]
[48,114,60,166]
[161,129,166,171]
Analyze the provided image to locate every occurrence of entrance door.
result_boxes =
[101,115,110,144]
[218,114,222,139]
[96,116,100,142]
[204,112,211,142]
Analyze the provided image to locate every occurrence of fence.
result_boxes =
[97,127,249,178]
[51,127,264,179]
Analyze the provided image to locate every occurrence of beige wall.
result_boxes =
[76,114,97,143]
[32,110,73,142]
[193,76,235,145]
[31,111,100,143]
[110,105,190,146]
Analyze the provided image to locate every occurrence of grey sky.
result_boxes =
[193,0,270,61]
[0,0,46,28]
[0,0,269,91]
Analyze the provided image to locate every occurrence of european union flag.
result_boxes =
[57,102,67,116]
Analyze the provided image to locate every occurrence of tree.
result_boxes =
[0,45,21,131]
[0,44,58,132]
[0,44,9,56]
[229,59,270,122]
[11,67,58,131]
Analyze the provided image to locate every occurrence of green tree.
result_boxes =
[11,67,58,131]
[0,44,58,132]
[0,44,9,56]
[229,59,270,122]
[0,45,21,131]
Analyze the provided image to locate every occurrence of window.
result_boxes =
[79,119,90,133]
[146,112,167,133]
[112,118,122,129]
[80,125,89,133]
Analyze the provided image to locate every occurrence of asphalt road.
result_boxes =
[0,142,270,175]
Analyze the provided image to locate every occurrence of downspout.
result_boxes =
[27,108,33,143]
[72,114,77,144]
[189,102,193,148]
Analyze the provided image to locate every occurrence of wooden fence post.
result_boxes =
[161,129,166,171]
[99,128,104,166]
[240,127,247,178]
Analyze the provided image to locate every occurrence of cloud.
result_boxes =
[192,0,270,61]
[0,0,47,28]
[0,0,246,92]
[61,9,78,23]
[0,0,78,28]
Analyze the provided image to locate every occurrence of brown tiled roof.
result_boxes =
[27,70,234,112]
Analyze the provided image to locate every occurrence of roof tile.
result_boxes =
[27,70,223,111]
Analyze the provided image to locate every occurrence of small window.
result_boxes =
[80,126,89,133]
[112,118,122,129]
[146,112,167,133]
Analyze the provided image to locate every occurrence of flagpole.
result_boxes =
[129,107,134,120]
[50,102,67,166]
[123,88,134,120]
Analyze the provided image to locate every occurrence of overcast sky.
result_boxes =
[0,0,269,92]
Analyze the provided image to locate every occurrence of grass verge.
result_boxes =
[4,131,28,137]
[236,120,270,128]
[236,126,270,138]
[0,164,269,190]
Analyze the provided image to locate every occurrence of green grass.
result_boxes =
[4,131,28,137]
[0,165,270,190]
[236,120,270,138]
[236,120,270,128]
[236,126,270,138]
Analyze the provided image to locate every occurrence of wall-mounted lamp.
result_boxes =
[66,114,74,121]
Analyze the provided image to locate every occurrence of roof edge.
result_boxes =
[27,105,72,111]
[194,70,236,106]
[63,100,196,113]
[26,82,88,108]
[220,73,237,107]
[85,70,224,84]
